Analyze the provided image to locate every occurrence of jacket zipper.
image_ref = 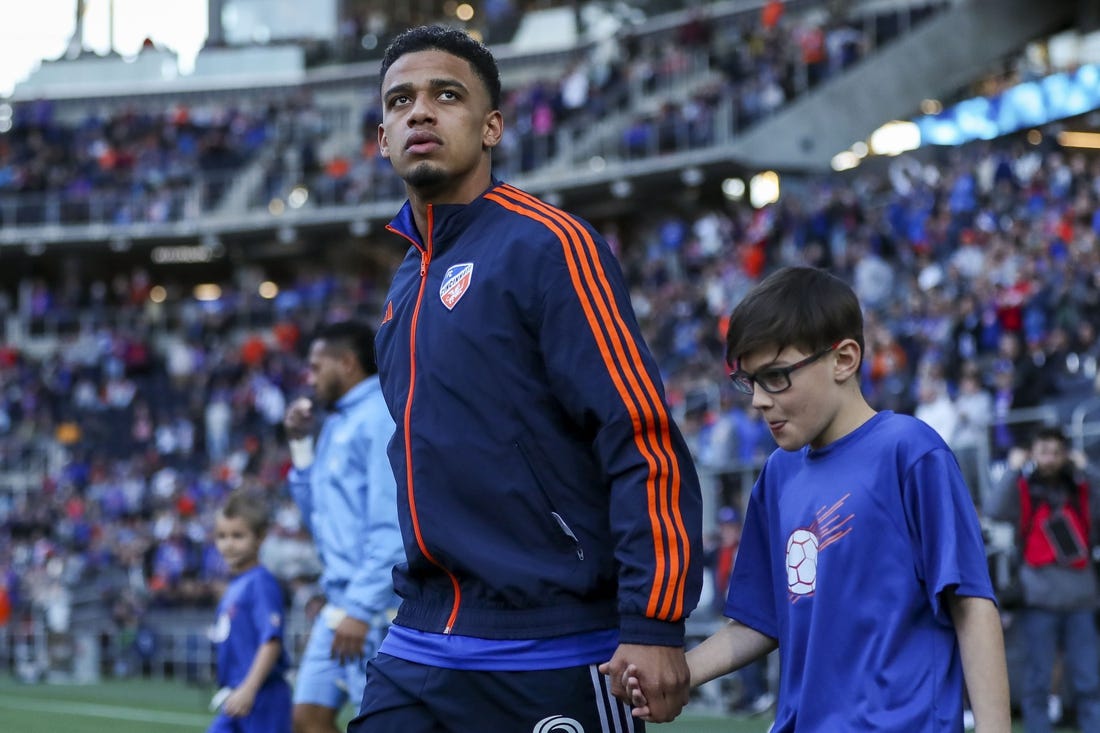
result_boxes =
[401,205,463,634]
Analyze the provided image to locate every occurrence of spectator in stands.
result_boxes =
[953,366,994,504]
[986,427,1100,733]
[913,376,959,444]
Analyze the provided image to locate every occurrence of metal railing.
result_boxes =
[0,610,313,687]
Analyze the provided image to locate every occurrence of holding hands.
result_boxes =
[598,644,690,723]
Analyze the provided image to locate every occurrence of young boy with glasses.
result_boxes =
[615,266,1010,732]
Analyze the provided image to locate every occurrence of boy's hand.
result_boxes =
[622,663,653,719]
[223,687,257,718]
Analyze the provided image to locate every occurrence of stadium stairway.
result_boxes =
[542,49,723,171]
[213,88,364,217]
[727,0,1080,171]
[212,148,280,218]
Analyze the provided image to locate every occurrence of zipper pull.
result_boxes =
[420,250,429,277]
[552,512,585,560]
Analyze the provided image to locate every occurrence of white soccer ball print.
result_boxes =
[786,528,820,595]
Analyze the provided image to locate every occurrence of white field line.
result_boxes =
[0,693,210,727]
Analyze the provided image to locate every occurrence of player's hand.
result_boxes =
[284,397,314,440]
[223,687,257,718]
[331,616,370,665]
[598,643,690,722]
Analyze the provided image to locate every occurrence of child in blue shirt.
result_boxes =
[617,267,1011,731]
[208,490,291,733]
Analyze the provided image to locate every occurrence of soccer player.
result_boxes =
[618,266,1011,731]
[350,24,703,732]
[283,320,403,733]
[208,490,292,733]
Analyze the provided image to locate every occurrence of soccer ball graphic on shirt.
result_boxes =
[786,529,820,595]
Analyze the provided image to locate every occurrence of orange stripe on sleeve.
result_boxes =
[486,188,691,620]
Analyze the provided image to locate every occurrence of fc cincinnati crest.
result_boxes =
[440,262,473,310]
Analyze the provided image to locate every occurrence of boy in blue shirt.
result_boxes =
[617,267,1011,731]
[208,490,291,733]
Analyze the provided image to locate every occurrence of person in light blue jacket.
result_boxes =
[283,320,403,733]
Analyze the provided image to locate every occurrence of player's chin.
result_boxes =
[405,161,449,189]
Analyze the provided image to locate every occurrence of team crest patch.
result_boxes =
[440,263,473,310]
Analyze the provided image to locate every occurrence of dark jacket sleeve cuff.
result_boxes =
[619,615,686,647]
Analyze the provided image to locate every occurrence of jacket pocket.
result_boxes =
[515,439,585,561]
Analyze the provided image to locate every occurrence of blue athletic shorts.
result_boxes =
[207,677,291,733]
[292,609,384,709]
[347,653,643,733]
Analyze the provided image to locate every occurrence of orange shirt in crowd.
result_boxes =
[762,0,784,30]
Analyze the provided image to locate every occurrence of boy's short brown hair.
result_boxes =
[219,490,271,537]
[725,266,865,369]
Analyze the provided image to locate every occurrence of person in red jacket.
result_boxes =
[988,426,1100,733]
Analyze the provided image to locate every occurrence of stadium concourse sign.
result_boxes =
[151,243,226,265]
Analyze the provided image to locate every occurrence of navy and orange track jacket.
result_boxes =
[375,182,703,647]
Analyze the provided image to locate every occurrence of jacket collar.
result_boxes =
[387,180,503,249]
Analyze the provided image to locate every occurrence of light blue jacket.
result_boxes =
[288,376,403,624]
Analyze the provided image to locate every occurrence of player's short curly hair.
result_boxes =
[380,24,501,110]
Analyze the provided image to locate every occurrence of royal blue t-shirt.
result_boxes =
[211,565,289,688]
[726,411,995,732]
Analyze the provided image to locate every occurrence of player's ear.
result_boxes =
[339,348,359,375]
[483,109,503,150]
[832,339,862,382]
[378,123,390,159]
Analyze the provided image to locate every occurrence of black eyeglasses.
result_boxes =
[728,343,840,395]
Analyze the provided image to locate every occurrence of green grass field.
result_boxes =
[0,676,774,733]
[0,676,1072,732]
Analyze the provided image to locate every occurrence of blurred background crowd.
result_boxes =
[0,0,1099,716]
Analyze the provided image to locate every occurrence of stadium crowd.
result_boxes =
[2,0,946,225]
[315,0,938,203]
[1,7,1099,724]
[2,120,1099,656]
